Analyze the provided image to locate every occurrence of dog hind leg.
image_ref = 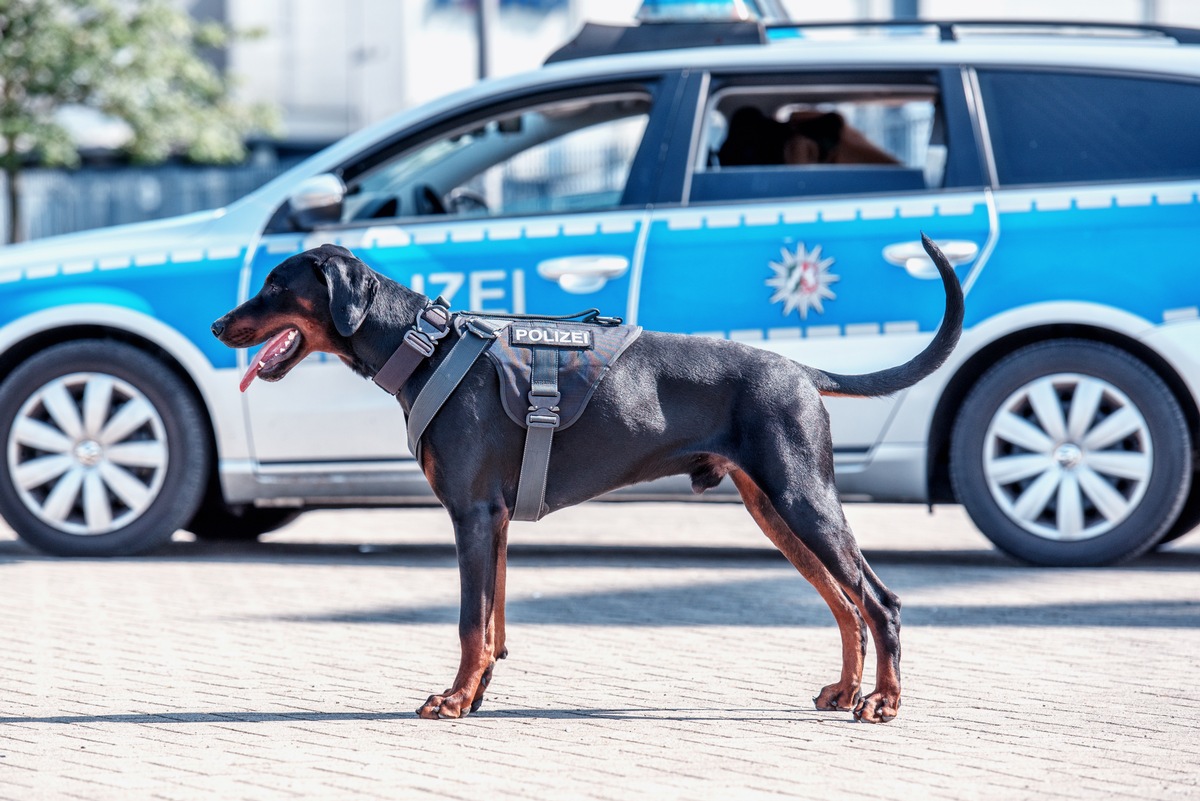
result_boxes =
[417,502,509,719]
[729,469,867,711]
[764,482,902,723]
[735,410,902,723]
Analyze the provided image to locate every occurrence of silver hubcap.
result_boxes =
[7,373,168,536]
[983,374,1152,542]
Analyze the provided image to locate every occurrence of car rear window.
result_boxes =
[977,69,1200,186]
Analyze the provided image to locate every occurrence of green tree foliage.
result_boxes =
[0,0,277,243]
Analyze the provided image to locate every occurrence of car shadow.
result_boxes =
[1,534,1198,571]
[258,575,1200,629]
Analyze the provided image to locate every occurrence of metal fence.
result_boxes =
[1,162,301,243]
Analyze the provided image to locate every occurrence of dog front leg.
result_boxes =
[417,503,508,720]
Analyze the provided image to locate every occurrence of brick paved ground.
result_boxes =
[1,502,1198,800]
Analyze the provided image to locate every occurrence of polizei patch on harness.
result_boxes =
[510,324,594,349]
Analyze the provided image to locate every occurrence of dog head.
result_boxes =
[211,244,381,391]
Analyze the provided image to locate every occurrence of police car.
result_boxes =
[2,9,1199,566]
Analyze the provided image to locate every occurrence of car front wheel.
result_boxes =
[187,504,302,541]
[950,340,1192,566]
[0,340,210,557]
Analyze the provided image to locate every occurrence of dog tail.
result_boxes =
[809,234,964,398]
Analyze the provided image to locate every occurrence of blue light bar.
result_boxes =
[636,0,789,23]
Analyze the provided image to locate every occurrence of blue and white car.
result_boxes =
[2,17,1199,565]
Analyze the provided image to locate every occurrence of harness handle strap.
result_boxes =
[406,317,508,456]
[373,303,451,395]
[468,307,622,326]
[512,346,560,522]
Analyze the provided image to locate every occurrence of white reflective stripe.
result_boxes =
[996,181,1200,215]
[1164,307,1199,322]
[820,206,857,222]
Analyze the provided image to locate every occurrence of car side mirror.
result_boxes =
[287,173,346,230]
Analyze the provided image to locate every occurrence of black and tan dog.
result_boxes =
[212,235,962,723]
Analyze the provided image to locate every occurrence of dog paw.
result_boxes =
[417,690,470,720]
[813,683,861,711]
[853,691,900,723]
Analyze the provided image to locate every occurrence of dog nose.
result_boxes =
[211,319,225,338]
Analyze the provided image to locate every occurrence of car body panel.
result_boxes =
[1,26,1198,530]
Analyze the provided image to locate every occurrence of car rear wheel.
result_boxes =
[950,340,1192,566]
[0,340,209,557]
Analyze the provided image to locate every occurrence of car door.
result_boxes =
[242,76,681,464]
[638,67,991,464]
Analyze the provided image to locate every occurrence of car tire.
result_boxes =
[1157,484,1200,547]
[950,340,1192,567]
[0,340,210,557]
[187,505,302,541]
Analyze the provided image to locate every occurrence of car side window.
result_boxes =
[977,70,1200,186]
[342,93,651,222]
[691,80,946,203]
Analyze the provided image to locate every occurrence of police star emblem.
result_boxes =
[766,243,840,319]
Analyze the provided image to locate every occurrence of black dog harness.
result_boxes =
[373,302,641,522]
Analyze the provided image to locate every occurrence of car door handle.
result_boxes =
[883,239,979,279]
[536,255,630,294]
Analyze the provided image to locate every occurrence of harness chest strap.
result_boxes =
[391,308,627,524]
[405,316,509,456]
[512,345,560,522]
[404,316,559,522]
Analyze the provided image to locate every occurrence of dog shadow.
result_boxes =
[0,707,850,726]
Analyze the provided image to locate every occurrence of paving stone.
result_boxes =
[1,503,1199,799]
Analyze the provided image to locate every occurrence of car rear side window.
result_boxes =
[977,70,1200,186]
[688,76,952,203]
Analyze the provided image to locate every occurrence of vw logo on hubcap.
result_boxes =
[1053,442,1083,470]
[73,439,103,467]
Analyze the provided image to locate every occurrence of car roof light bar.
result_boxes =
[545,20,766,64]
[636,0,789,22]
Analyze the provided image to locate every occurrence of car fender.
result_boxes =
[0,300,249,463]
[880,300,1157,446]
[835,301,1163,502]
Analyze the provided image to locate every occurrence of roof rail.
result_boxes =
[545,20,765,65]
[543,17,1200,66]
[766,19,1200,45]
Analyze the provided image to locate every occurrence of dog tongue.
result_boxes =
[239,329,295,392]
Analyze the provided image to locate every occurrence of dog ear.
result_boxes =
[314,249,379,337]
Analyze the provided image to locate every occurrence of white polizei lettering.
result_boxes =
[512,269,526,313]
[470,270,507,310]
[390,269,529,313]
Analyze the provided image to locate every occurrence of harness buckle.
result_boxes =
[528,389,561,410]
[466,317,502,340]
[416,304,451,342]
[403,329,436,358]
[526,410,561,428]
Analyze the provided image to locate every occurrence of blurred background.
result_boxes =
[4,0,1200,243]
